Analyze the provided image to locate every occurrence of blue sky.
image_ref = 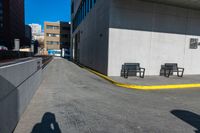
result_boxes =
[25,0,71,29]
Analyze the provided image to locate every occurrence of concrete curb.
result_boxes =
[83,66,200,90]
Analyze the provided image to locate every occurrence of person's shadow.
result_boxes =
[171,110,200,133]
[31,112,61,133]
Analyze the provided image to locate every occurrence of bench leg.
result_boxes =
[164,70,170,78]
[124,71,128,79]
[177,71,184,77]
[177,68,184,77]
[121,70,125,77]
[139,68,145,78]
[139,71,145,78]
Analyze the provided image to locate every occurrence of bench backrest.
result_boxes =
[165,63,178,70]
[124,63,140,70]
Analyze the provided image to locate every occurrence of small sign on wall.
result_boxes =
[190,38,198,49]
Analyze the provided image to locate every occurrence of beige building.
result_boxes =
[44,21,71,53]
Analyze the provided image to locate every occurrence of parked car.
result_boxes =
[0,45,8,51]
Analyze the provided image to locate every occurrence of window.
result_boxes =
[61,34,70,38]
[84,0,86,16]
[71,2,74,14]
[61,34,65,38]
[60,42,64,45]
[46,25,59,30]
[0,0,3,30]
[72,0,97,31]
[60,42,70,46]
[46,41,59,45]
[81,3,84,21]
[46,33,60,37]
[90,0,92,9]
[62,27,70,30]
[86,0,89,13]
[0,0,2,8]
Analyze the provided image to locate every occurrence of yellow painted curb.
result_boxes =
[83,67,200,90]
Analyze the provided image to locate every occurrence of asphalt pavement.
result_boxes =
[14,58,200,133]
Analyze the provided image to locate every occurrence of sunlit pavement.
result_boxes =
[14,58,200,133]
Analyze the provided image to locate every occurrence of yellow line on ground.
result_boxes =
[83,67,200,90]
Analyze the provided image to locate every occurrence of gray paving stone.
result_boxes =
[14,58,200,133]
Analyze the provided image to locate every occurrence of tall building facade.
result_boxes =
[71,0,200,76]
[0,0,3,31]
[44,21,71,53]
[29,23,42,36]
[29,23,44,49]
[25,25,32,47]
[0,0,25,49]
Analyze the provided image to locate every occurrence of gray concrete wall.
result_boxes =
[71,0,110,75]
[72,0,81,14]
[0,58,42,133]
[108,0,200,76]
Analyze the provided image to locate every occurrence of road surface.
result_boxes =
[14,58,200,133]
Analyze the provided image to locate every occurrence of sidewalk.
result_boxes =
[84,67,200,90]
[111,75,200,86]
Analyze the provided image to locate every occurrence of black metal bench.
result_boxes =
[160,63,184,77]
[121,63,145,78]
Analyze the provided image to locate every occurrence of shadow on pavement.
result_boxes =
[171,110,200,133]
[31,112,61,133]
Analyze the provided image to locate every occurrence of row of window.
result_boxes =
[46,33,70,38]
[60,42,70,45]
[46,41,60,45]
[61,34,70,38]
[72,0,97,31]
[46,41,70,45]
[46,25,70,31]
[46,33,59,37]
[46,25,60,30]
[62,27,70,30]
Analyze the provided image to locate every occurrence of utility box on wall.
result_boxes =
[190,38,198,49]
[14,39,20,51]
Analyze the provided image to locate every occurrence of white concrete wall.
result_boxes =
[108,0,200,76]
[0,58,42,133]
[72,0,110,75]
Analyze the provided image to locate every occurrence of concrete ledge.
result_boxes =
[0,58,43,133]
[83,66,200,90]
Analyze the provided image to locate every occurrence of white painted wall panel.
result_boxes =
[108,0,200,76]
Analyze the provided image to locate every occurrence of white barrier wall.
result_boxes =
[0,58,42,133]
[108,0,200,76]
